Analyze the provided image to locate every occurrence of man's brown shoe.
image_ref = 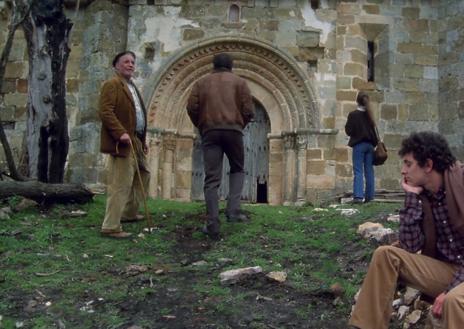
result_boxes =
[101,231,132,239]
[121,214,144,223]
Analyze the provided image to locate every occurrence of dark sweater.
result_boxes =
[344,109,378,147]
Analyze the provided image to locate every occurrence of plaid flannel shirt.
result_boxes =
[399,191,464,292]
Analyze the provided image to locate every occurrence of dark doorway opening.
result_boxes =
[256,179,268,203]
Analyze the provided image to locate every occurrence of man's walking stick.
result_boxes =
[129,139,154,230]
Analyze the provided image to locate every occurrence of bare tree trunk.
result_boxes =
[0,0,31,181]
[22,0,72,183]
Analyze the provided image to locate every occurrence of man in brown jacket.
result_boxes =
[349,131,464,329]
[186,53,254,240]
[99,51,149,239]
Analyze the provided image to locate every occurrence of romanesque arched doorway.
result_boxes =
[145,35,320,205]
[191,100,270,203]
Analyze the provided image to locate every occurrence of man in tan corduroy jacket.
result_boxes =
[99,51,149,239]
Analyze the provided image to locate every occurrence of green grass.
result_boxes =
[0,196,400,328]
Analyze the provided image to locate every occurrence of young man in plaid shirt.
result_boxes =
[349,131,464,329]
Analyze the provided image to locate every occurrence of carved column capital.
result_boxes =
[296,134,308,150]
[283,134,296,150]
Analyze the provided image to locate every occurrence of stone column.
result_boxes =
[162,134,176,200]
[147,131,162,198]
[174,134,195,201]
[268,135,283,205]
[296,133,308,204]
[283,133,297,205]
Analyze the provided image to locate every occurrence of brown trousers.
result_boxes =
[349,245,464,329]
[101,139,150,233]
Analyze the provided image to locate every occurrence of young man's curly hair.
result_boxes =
[398,131,456,173]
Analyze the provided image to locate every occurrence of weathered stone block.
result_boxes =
[409,103,433,121]
[403,91,425,105]
[323,117,335,129]
[351,49,367,64]
[363,4,379,14]
[344,63,365,77]
[182,28,205,41]
[308,160,326,175]
[335,164,352,177]
[306,174,335,189]
[1,79,16,93]
[398,104,409,121]
[66,79,79,93]
[335,148,349,162]
[397,42,437,55]
[381,178,401,190]
[415,54,437,65]
[393,78,420,92]
[14,106,26,119]
[5,62,25,79]
[406,19,429,32]
[338,3,361,15]
[296,29,320,48]
[1,105,16,121]
[402,7,420,19]
[345,36,366,50]
[352,77,375,90]
[336,77,352,89]
[307,149,322,159]
[337,90,357,101]
[404,65,423,79]
[175,171,191,189]
[323,147,336,161]
[336,26,347,35]
[17,79,28,93]
[423,66,438,80]
[260,20,279,31]
[384,134,405,149]
[381,104,398,120]
[4,93,27,107]
[337,15,355,25]
[315,8,337,22]
[347,24,364,37]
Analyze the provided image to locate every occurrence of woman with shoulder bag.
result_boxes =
[345,91,379,204]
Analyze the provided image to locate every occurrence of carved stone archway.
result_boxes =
[145,35,320,204]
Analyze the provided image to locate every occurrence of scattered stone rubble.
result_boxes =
[219,267,288,285]
[0,207,11,220]
[357,221,397,244]
[219,266,263,285]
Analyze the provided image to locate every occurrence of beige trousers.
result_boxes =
[101,147,150,233]
[349,245,464,329]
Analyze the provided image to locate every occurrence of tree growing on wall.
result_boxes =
[21,0,73,183]
[0,0,93,203]
[0,0,31,181]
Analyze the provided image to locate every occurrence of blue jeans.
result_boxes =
[352,142,375,201]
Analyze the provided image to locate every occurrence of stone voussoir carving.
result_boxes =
[147,35,319,133]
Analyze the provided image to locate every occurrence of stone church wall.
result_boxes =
[438,0,464,161]
[0,0,462,204]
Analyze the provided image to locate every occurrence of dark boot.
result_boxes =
[201,216,220,241]
[226,172,248,222]
[204,187,220,220]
